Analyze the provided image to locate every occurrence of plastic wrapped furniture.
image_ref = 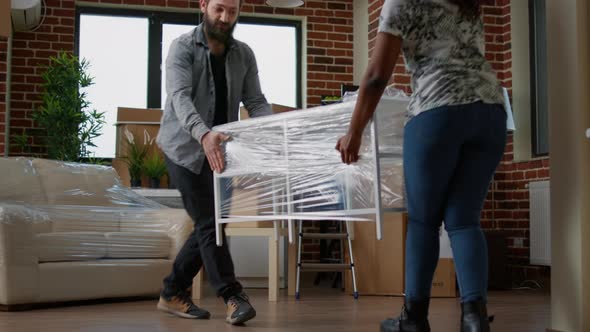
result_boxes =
[213,91,409,245]
[0,157,192,308]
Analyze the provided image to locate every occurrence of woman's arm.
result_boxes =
[336,32,403,164]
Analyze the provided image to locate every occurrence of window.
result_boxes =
[529,0,549,156]
[76,7,302,158]
[78,14,149,159]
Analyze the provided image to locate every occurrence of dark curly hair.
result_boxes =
[448,0,484,17]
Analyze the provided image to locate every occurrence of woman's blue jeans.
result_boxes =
[402,102,507,303]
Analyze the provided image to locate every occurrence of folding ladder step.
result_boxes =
[301,233,348,240]
[300,263,351,271]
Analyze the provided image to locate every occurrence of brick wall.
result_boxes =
[367,0,551,285]
[8,0,75,157]
[0,37,7,156]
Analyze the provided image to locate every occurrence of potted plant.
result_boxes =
[32,51,105,161]
[143,152,167,188]
[122,128,149,187]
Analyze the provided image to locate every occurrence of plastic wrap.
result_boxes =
[213,89,408,225]
[0,157,192,305]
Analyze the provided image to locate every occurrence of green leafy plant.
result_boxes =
[84,157,110,166]
[32,51,105,161]
[143,152,168,187]
[122,128,150,186]
[10,133,30,154]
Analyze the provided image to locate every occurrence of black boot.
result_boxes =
[461,300,490,332]
[381,299,431,332]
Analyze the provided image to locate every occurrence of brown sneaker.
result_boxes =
[226,292,256,325]
[157,291,210,319]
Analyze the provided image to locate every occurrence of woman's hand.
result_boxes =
[336,132,363,164]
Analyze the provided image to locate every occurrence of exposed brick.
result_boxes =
[253,6,273,14]
[327,33,348,41]
[146,0,166,5]
[308,48,326,56]
[327,3,346,10]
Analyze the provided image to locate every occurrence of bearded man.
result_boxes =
[156,0,271,325]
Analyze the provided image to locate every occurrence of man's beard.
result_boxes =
[203,13,236,44]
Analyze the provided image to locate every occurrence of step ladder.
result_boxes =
[295,220,359,299]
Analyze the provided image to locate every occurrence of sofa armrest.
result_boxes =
[118,208,192,260]
[0,205,46,305]
[154,209,193,259]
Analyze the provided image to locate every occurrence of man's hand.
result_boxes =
[201,131,231,173]
[335,132,362,164]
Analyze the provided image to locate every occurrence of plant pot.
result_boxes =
[130,178,142,187]
[149,178,160,189]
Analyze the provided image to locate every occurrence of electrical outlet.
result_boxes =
[514,238,524,247]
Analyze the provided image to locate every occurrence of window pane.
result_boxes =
[531,0,549,155]
[234,23,297,108]
[160,22,298,110]
[79,15,149,158]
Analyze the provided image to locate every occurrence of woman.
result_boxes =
[336,0,506,331]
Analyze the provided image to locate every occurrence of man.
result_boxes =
[156,0,271,325]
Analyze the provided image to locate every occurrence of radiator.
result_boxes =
[529,180,551,266]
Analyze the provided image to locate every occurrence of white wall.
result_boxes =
[353,0,369,85]
[510,0,533,161]
[546,0,590,331]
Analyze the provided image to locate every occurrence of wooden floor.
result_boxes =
[0,289,549,332]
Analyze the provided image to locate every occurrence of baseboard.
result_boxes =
[238,276,287,289]
[0,295,157,312]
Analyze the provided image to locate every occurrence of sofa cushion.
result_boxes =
[49,207,121,233]
[105,232,170,259]
[32,159,120,207]
[36,232,108,262]
[0,158,46,204]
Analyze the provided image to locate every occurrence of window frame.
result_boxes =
[528,0,549,156]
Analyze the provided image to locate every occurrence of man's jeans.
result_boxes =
[162,156,242,300]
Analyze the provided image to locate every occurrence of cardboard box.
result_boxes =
[345,213,457,298]
[113,107,168,188]
[431,258,456,297]
[115,107,163,159]
[117,107,163,123]
[226,183,273,229]
[0,0,10,39]
[344,212,407,296]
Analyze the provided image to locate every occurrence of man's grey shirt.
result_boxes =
[157,23,271,174]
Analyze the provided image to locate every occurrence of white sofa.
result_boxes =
[0,158,192,308]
